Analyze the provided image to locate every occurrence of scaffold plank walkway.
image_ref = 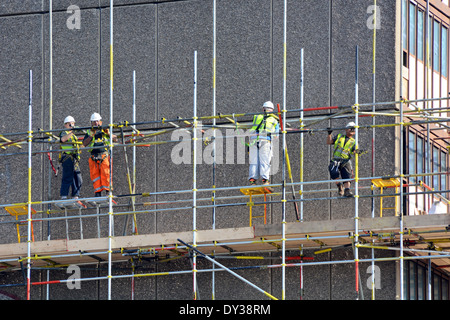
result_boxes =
[1,214,449,272]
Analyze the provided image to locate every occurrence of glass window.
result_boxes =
[433,146,439,190]
[441,151,447,196]
[403,0,408,50]
[418,264,425,300]
[418,10,424,60]
[410,261,417,299]
[409,132,416,183]
[417,136,424,183]
[410,3,416,55]
[443,279,449,300]
[442,26,448,77]
[434,20,440,72]
[404,260,409,298]
[404,259,449,300]
[428,16,433,66]
[434,274,441,299]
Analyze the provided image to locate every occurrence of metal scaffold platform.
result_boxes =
[0,0,450,301]
[0,214,449,271]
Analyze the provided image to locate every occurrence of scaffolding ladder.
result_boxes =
[240,186,273,226]
[371,178,401,217]
[5,205,36,243]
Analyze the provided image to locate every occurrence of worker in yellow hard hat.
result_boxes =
[59,116,82,200]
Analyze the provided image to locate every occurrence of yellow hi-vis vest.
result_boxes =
[250,114,278,136]
[60,130,79,155]
[333,133,356,160]
[86,129,111,154]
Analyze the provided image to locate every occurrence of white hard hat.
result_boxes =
[262,101,274,110]
[64,116,75,123]
[90,112,102,122]
[346,121,356,128]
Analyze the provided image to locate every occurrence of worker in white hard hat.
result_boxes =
[248,101,279,188]
[82,112,117,197]
[59,116,82,200]
[326,121,359,197]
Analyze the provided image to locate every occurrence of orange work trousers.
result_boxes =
[89,153,111,193]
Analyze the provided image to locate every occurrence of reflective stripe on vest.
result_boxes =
[333,133,355,159]
[60,130,78,154]
[86,129,111,153]
[250,114,278,135]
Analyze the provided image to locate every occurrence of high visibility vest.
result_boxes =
[250,114,278,137]
[86,129,111,154]
[333,133,356,160]
[60,130,79,155]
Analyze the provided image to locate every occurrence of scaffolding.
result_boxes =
[0,0,449,301]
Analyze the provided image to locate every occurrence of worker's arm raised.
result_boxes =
[326,128,333,145]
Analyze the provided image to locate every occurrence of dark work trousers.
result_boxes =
[60,154,82,198]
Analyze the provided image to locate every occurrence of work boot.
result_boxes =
[344,188,354,198]
[95,192,102,197]
[337,183,344,196]
[262,179,273,192]
[249,178,256,185]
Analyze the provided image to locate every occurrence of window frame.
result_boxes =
[406,127,449,214]
[403,258,450,300]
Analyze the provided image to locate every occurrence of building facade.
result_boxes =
[0,0,448,300]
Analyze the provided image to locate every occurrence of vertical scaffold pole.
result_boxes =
[47,0,53,300]
[281,0,287,300]
[123,72,137,236]
[399,0,406,301]
[27,70,33,300]
[299,48,304,222]
[212,0,217,231]
[399,91,405,301]
[132,70,137,233]
[299,49,304,300]
[211,0,217,300]
[354,46,360,300]
[107,0,114,301]
[193,50,198,300]
[370,0,377,300]
[428,254,432,300]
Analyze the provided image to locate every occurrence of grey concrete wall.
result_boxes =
[0,0,398,300]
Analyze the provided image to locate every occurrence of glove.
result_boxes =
[354,149,365,155]
[327,128,333,135]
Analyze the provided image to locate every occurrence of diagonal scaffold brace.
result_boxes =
[177,239,278,300]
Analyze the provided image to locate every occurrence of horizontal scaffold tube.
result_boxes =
[1,95,449,144]
[2,249,448,288]
[0,171,448,216]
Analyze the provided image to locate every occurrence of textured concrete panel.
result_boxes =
[42,8,100,191]
[99,4,158,236]
[156,0,215,234]
[272,0,332,223]
[329,0,397,220]
[0,1,43,16]
[209,0,274,229]
[0,14,44,247]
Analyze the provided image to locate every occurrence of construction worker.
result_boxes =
[82,113,117,197]
[327,121,360,197]
[248,101,279,186]
[59,116,82,200]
